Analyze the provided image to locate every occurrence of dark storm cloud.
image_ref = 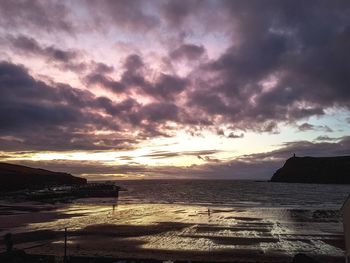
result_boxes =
[138,102,179,122]
[7,34,88,73]
[170,44,205,61]
[145,74,188,100]
[0,61,134,150]
[9,35,78,62]
[0,0,74,33]
[187,89,231,116]
[314,135,339,142]
[197,155,220,163]
[297,123,333,132]
[143,149,219,159]
[83,55,197,138]
[94,97,139,116]
[123,54,144,72]
[85,73,125,93]
[184,0,350,130]
[92,62,114,74]
[216,129,244,139]
[3,1,348,132]
[0,61,131,151]
[297,123,315,131]
[118,54,149,90]
[0,1,349,157]
[0,61,195,151]
[228,132,244,139]
[86,54,188,100]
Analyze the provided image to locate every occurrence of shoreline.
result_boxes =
[0,201,345,262]
[0,249,345,263]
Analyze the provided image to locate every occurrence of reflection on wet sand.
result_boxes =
[0,202,345,262]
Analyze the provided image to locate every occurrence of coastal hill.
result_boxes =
[0,162,87,191]
[271,156,350,184]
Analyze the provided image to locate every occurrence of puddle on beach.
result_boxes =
[0,202,345,261]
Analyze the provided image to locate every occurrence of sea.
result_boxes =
[115,180,350,209]
[2,180,350,262]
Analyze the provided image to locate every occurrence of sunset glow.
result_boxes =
[0,0,349,180]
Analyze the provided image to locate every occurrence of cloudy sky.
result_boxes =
[0,0,349,180]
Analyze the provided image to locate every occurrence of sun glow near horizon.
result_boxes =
[2,116,348,172]
[0,1,349,179]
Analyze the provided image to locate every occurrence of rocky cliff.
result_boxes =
[271,156,350,184]
[0,162,87,191]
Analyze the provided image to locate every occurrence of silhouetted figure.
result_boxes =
[293,153,296,157]
[4,233,13,252]
[112,198,118,214]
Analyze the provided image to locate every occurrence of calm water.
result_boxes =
[115,180,350,209]
[2,180,350,261]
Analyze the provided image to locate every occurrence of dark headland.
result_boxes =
[0,162,86,191]
[271,156,350,184]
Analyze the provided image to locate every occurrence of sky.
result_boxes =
[0,0,349,180]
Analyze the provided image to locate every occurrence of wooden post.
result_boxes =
[64,227,67,263]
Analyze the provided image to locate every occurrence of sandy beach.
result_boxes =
[0,200,345,262]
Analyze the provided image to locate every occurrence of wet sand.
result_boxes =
[0,202,345,262]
